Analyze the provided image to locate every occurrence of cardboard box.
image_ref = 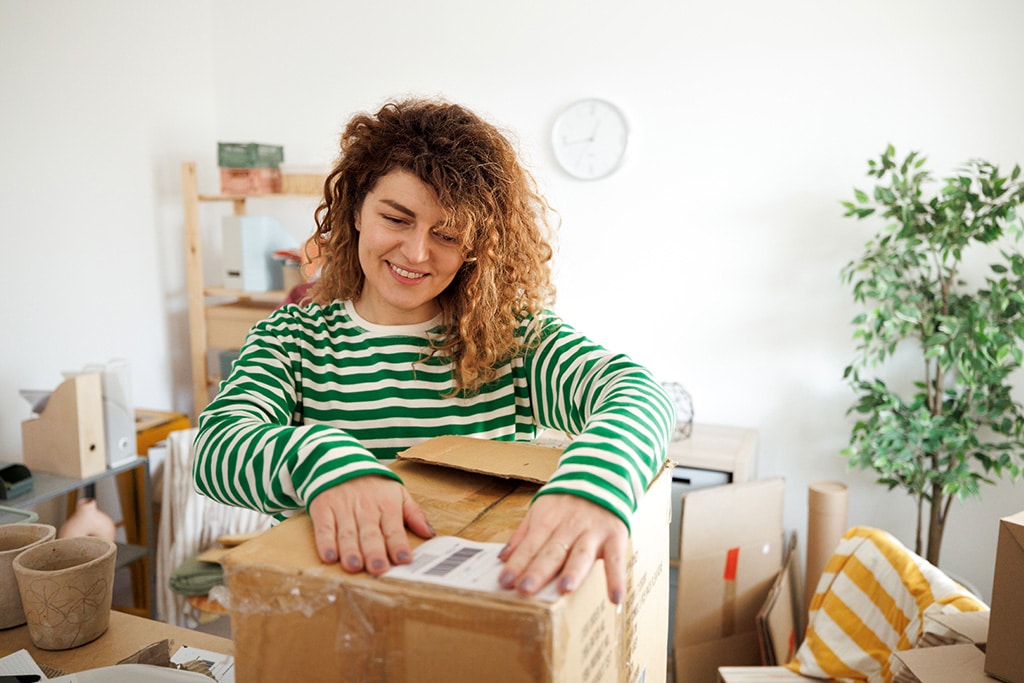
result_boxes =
[674,478,786,683]
[205,301,278,349]
[893,643,990,683]
[221,436,672,683]
[884,608,994,683]
[756,532,801,666]
[280,164,326,195]
[919,609,989,650]
[219,167,283,195]
[716,667,811,682]
[985,510,1024,683]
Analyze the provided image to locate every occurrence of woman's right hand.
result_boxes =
[308,475,434,575]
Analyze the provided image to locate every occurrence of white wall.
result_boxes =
[3,0,1023,602]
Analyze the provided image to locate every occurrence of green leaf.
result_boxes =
[841,145,1024,560]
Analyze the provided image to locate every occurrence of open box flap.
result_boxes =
[1003,509,1024,551]
[395,435,563,484]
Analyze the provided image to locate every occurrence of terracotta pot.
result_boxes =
[0,523,56,629]
[58,498,117,542]
[13,536,116,650]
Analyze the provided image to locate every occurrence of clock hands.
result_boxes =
[561,120,603,146]
[551,99,627,179]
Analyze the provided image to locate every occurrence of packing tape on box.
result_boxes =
[722,546,739,636]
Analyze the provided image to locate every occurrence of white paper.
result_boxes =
[383,536,560,602]
[170,645,235,683]
[0,648,48,678]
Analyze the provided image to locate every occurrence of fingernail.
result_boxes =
[611,588,624,606]
[499,571,516,589]
[323,549,338,563]
[498,544,510,560]
[397,550,411,563]
[371,558,386,571]
[345,555,362,570]
[518,577,535,593]
[558,576,575,593]
[427,522,436,537]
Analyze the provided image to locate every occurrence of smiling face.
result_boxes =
[353,170,466,325]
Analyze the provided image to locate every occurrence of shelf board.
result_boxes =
[198,192,319,202]
[204,287,285,303]
[115,542,149,570]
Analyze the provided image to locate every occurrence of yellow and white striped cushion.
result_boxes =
[787,526,987,683]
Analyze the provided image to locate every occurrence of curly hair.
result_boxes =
[311,98,556,393]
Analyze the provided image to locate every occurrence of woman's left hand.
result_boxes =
[497,493,628,605]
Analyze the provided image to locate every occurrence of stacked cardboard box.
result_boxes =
[673,478,786,683]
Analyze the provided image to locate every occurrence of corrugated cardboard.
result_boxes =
[921,609,989,650]
[985,509,1024,683]
[221,436,671,683]
[756,532,800,666]
[674,478,786,683]
[894,643,990,683]
[716,666,813,682]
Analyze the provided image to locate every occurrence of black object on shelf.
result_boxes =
[0,463,33,499]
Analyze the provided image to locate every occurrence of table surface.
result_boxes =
[0,609,232,674]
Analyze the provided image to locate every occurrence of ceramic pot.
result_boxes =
[58,498,117,542]
[13,536,116,650]
[0,523,56,629]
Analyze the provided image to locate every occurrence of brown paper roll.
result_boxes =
[804,480,849,615]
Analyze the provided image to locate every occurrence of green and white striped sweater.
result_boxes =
[193,301,674,530]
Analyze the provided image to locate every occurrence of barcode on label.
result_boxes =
[405,551,440,574]
[425,547,483,577]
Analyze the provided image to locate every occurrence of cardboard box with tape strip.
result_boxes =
[673,478,786,683]
[221,436,672,683]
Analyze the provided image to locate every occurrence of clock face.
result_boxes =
[551,99,629,180]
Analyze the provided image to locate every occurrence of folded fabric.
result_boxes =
[169,555,224,597]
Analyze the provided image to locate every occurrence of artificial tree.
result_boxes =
[840,145,1024,566]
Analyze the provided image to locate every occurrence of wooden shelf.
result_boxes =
[204,286,286,302]
[199,192,321,201]
[181,161,320,419]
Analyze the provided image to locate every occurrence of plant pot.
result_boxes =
[0,523,56,629]
[13,536,116,649]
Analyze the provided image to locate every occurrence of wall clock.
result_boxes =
[551,98,629,180]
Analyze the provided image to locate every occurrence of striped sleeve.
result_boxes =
[192,309,398,517]
[523,311,675,529]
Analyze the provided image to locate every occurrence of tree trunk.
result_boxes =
[925,487,946,566]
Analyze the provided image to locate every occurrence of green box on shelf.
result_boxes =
[218,142,285,169]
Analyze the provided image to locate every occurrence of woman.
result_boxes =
[193,98,674,605]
